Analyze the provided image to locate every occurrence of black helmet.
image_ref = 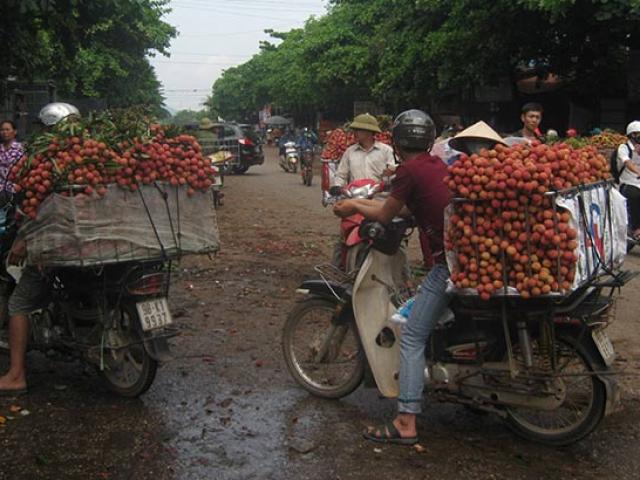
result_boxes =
[392,109,436,152]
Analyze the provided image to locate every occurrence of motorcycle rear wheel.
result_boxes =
[504,333,607,446]
[99,305,158,398]
[283,297,364,399]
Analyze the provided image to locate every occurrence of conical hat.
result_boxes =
[449,121,506,152]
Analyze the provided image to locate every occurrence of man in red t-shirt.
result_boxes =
[334,110,450,445]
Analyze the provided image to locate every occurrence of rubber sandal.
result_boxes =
[0,387,27,397]
[362,421,418,445]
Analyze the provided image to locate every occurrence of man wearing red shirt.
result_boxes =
[334,110,450,444]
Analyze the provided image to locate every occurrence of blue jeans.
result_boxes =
[397,263,451,414]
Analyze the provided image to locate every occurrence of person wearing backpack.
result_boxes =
[616,121,640,239]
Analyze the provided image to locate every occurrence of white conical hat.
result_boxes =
[449,121,507,152]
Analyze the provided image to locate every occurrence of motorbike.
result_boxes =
[0,259,177,398]
[300,146,314,187]
[280,141,299,173]
[283,186,634,445]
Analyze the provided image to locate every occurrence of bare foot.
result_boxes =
[393,414,418,438]
[0,372,27,391]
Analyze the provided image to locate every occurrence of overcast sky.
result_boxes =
[148,0,329,112]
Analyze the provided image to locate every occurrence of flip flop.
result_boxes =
[0,387,27,397]
[363,421,418,446]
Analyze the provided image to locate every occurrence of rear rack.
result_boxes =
[314,263,356,286]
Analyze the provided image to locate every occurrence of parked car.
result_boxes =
[210,122,264,174]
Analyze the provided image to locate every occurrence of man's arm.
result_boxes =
[334,196,405,225]
[619,144,640,175]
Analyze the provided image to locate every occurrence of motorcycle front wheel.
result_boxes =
[99,305,158,398]
[504,333,607,446]
[283,297,364,399]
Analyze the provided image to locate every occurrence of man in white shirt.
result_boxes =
[617,121,640,239]
[329,114,395,267]
[332,113,395,189]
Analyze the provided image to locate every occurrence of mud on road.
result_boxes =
[2,147,640,480]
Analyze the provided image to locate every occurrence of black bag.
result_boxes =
[610,144,632,184]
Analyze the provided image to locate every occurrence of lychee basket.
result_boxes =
[445,179,627,305]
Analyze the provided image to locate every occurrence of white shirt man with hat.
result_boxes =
[332,113,395,188]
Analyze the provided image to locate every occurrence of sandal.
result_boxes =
[0,387,27,397]
[362,421,418,445]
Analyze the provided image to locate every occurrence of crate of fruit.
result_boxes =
[444,141,627,300]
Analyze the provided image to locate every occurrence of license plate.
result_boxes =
[592,328,615,366]
[136,298,173,332]
[213,175,223,187]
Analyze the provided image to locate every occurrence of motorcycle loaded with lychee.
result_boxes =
[283,140,633,446]
[0,108,220,397]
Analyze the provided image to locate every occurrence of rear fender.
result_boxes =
[141,328,180,362]
[557,325,620,416]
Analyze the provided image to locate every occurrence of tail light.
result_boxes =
[127,273,168,296]
[238,137,254,146]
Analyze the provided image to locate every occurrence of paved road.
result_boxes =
[2,147,640,479]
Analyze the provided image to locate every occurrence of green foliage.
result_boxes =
[0,0,176,111]
[171,109,214,126]
[207,0,640,119]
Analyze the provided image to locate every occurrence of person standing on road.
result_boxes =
[0,105,81,396]
[513,102,544,141]
[333,112,507,445]
[331,113,395,190]
[617,121,640,239]
[0,120,25,195]
[333,110,448,445]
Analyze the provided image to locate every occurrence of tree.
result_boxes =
[0,0,176,112]
[206,0,640,119]
[171,109,213,126]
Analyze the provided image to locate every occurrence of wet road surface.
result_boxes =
[2,147,640,479]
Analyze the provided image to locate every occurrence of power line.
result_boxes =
[181,0,325,5]
[178,25,293,37]
[171,2,318,21]
[152,60,241,65]
[173,0,323,13]
[168,52,255,58]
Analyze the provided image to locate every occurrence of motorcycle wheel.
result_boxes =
[99,305,158,398]
[283,297,364,399]
[291,163,298,174]
[232,165,249,175]
[504,333,607,446]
